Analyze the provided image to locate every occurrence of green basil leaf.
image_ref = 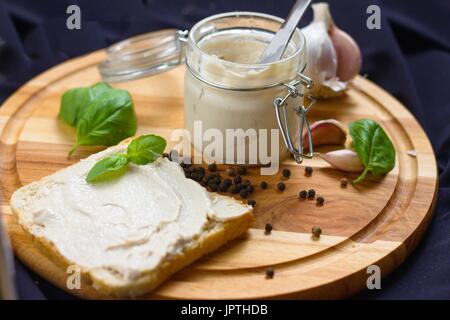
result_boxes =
[59,82,112,127]
[86,153,129,183]
[69,89,137,157]
[349,119,396,184]
[127,134,167,165]
[59,87,91,127]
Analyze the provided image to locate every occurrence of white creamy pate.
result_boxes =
[184,28,306,165]
[12,144,251,280]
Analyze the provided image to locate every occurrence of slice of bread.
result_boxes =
[10,142,253,298]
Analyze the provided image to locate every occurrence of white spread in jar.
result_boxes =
[184,28,306,165]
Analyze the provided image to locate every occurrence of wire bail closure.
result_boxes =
[274,73,315,163]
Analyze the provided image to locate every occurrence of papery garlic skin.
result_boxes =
[301,3,361,98]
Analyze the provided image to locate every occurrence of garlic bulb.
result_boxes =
[301,3,362,98]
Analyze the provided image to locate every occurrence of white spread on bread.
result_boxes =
[11,145,251,281]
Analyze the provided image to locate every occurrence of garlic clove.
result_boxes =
[302,119,347,149]
[301,3,361,98]
[329,26,362,81]
[315,150,365,173]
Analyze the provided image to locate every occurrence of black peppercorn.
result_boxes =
[237,166,247,175]
[307,189,315,199]
[247,185,254,193]
[239,189,249,199]
[218,183,228,192]
[234,183,244,191]
[282,168,291,178]
[210,184,218,192]
[340,177,348,188]
[234,175,242,184]
[260,181,268,189]
[265,267,275,279]
[265,223,273,234]
[311,226,322,237]
[222,178,232,187]
[196,166,205,175]
[226,167,236,177]
[208,162,217,172]
[208,179,216,187]
[299,190,308,199]
[247,199,256,207]
[231,185,239,194]
[316,196,325,205]
[304,166,313,176]
[277,182,286,191]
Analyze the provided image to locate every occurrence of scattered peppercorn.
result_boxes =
[265,267,275,279]
[234,175,242,184]
[316,196,325,205]
[299,190,308,199]
[219,183,229,192]
[208,162,217,172]
[277,182,286,191]
[307,189,316,199]
[311,226,322,237]
[222,178,232,187]
[237,166,247,175]
[282,168,291,178]
[231,185,240,194]
[248,199,256,207]
[304,166,313,176]
[340,177,348,188]
[197,166,205,175]
[226,167,236,177]
[265,223,273,235]
[210,184,218,192]
[260,181,268,189]
[239,189,249,199]
[247,185,254,193]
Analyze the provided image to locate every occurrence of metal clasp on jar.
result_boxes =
[274,73,315,163]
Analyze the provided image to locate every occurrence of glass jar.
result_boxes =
[99,12,314,167]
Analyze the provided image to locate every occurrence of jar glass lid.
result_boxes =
[98,29,185,83]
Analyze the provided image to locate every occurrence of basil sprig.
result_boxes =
[59,82,137,158]
[86,135,167,183]
[349,119,396,184]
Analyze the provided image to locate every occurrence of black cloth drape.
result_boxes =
[0,0,449,299]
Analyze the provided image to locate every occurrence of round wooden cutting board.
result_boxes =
[0,50,438,299]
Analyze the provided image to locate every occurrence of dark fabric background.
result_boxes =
[0,0,449,299]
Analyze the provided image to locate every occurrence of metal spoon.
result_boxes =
[258,0,311,63]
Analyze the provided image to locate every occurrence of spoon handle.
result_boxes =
[258,0,311,64]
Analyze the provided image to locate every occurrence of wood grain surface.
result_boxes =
[0,49,438,299]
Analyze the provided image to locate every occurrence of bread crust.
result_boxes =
[12,203,253,298]
[10,139,253,298]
